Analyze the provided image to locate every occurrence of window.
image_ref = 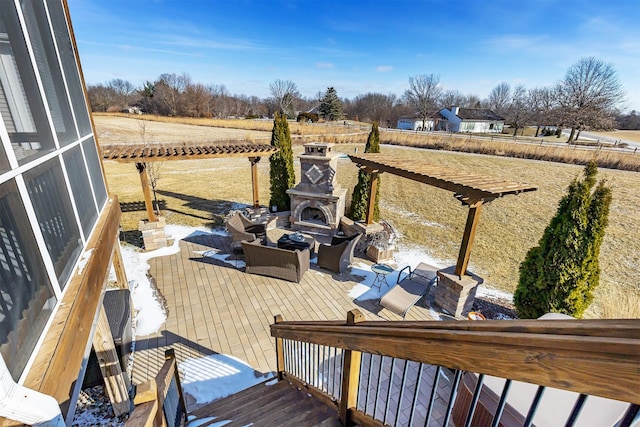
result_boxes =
[20,0,77,146]
[24,158,82,288]
[47,0,92,137]
[0,2,55,164]
[63,146,98,239]
[82,137,107,209]
[0,179,56,381]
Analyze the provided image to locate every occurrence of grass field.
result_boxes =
[96,116,640,319]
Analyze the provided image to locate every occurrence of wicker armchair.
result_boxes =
[317,233,362,275]
[226,212,275,251]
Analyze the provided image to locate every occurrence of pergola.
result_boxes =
[101,143,278,222]
[348,153,537,278]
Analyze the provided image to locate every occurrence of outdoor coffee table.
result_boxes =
[277,232,316,255]
[371,263,394,290]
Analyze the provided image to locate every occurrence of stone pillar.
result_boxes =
[138,216,169,251]
[435,266,484,318]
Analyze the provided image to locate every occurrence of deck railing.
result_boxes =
[125,349,187,427]
[271,310,640,427]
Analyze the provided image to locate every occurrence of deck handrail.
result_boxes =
[271,312,640,407]
[125,349,187,427]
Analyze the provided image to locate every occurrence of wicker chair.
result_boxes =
[317,233,362,275]
[226,212,274,251]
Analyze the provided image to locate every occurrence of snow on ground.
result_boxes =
[180,353,273,407]
[121,224,224,337]
[347,243,445,301]
[86,223,514,424]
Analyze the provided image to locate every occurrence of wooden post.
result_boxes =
[455,200,483,278]
[365,171,379,225]
[136,162,157,222]
[165,348,187,421]
[274,315,285,380]
[249,157,261,208]
[111,241,128,290]
[339,309,364,426]
[93,304,131,416]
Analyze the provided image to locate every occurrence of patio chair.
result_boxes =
[379,262,438,319]
[226,212,274,251]
[317,233,362,275]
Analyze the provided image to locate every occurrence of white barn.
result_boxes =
[396,112,442,131]
[438,106,505,133]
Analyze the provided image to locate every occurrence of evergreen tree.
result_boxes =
[349,122,381,221]
[318,87,343,121]
[269,113,295,211]
[514,161,612,319]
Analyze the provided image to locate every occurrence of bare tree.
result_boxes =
[154,73,192,116]
[557,57,624,142]
[108,78,136,108]
[487,82,511,116]
[349,92,397,126]
[528,87,558,136]
[86,83,115,112]
[505,85,534,136]
[269,79,299,117]
[403,74,442,131]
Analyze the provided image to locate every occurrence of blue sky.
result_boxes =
[68,0,640,111]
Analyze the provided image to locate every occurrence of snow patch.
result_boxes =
[76,248,94,275]
[180,353,273,406]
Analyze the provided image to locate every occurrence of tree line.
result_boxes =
[87,57,630,142]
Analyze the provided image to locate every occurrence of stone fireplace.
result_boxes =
[287,143,346,235]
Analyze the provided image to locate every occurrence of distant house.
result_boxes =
[438,106,505,133]
[397,112,444,131]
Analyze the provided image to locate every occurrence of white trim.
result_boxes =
[0,133,92,185]
[1,354,64,426]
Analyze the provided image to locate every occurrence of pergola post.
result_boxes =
[135,162,157,222]
[249,157,261,208]
[365,170,379,225]
[455,199,484,278]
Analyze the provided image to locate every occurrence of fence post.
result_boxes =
[274,315,285,380]
[339,309,364,426]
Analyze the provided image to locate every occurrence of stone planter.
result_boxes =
[366,244,395,263]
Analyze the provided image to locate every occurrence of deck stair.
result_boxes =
[189,379,342,426]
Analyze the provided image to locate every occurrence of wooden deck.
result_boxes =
[131,231,438,409]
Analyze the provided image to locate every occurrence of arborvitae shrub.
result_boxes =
[269,113,295,211]
[514,161,612,318]
[349,122,381,221]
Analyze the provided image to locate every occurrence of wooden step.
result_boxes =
[190,379,341,426]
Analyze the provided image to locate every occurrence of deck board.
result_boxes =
[132,232,439,403]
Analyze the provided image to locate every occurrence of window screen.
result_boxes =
[20,0,77,146]
[0,2,55,164]
[24,158,82,288]
[63,145,98,239]
[0,179,56,381]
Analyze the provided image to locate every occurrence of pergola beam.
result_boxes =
[349,153,537,278]
[103,143,279,220]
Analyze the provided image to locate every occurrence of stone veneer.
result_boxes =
[435,266,484,318]
[138,216,170,251]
